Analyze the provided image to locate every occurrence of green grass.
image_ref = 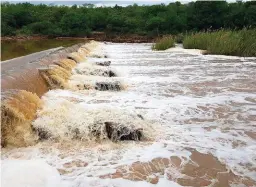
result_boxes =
[152,36,175,50]
[183,29,256,57]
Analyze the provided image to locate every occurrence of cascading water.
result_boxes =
[55,59,77,71]
[1,90,41,147]
[67,52,85,63]
[67,75,125,91]
[2,42,256,187]
[39,65,72,89]
[32,94,155,142]
[73,63,117,77]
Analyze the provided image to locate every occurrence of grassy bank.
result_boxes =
[183,29,256,57]
[152,36,175,50]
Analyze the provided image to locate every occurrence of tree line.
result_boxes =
[1,1,256,37]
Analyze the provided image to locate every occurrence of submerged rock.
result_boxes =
[91,54,108,58]
[96,61,111,66]
[137,114,144,120]
[34,127,52,140]
[74,68,116,77]
[35,121,144,142]
[105,122,143,142]
[95,81,122,91]
[107,70,116,77]
[96,69,116,77]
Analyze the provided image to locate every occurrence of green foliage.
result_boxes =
[1,1,256,37]
[183,29,256,57]
[183,32,211,50]
[152,36,175,50]
[16,26,33,35]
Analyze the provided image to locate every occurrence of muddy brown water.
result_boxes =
[1,43,256,187]
[1,39,85,61]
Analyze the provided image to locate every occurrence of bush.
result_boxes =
[152,36,175,50]
[183,32,211,50]
[183,29,256,57]
[16,26,33,35]
[1,23,16,36]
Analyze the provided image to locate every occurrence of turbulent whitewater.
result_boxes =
[2,43,256,187]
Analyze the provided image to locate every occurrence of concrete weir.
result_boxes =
[1,41,133,147]
[1,43,84,147]
[1,44,83,97]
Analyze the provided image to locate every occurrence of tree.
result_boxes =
[146,16,165,36]
[1,1,255,37]
[60,11,90,36]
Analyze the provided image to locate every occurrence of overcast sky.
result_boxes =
[7,0,239,6]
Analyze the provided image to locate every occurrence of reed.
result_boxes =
[152,36,175,50]
[183,29,256,57]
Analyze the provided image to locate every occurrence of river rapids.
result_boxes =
[1,42,256,187]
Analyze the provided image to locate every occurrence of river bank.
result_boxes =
[1,34,154,42]
[1,35,155,61]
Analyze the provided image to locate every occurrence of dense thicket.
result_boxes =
[1,1,256,37]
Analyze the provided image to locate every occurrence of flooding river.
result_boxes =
[2,43,256,187]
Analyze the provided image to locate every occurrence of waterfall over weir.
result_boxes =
[1,89,41,147]
[2,42,256,187]
[1,41,137,148]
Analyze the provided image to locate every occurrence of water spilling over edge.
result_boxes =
[2,42,256,187]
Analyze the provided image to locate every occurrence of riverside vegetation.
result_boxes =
[152,36,175,50]
[183,29,256,57]
[1,1,256,56]
[154,29,256,56]
[2,1,256,37]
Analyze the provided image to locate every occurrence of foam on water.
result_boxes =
[73,177,183,187]
[2,42,256,186]
[72,62,120,77]
[1,160,62,187]
[67,75,126,91]
[32,94,156,142]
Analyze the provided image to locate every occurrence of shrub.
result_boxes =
[152,36,175,50]
[183,29,256,57]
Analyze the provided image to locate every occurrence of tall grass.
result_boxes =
[183,29,256,57]
[152,36,175,50]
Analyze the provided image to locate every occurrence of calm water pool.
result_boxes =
[1,39,85,61]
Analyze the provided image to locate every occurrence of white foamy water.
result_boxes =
[2,42,256,186]
[32,95,156,142]
[1,160,62,187]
